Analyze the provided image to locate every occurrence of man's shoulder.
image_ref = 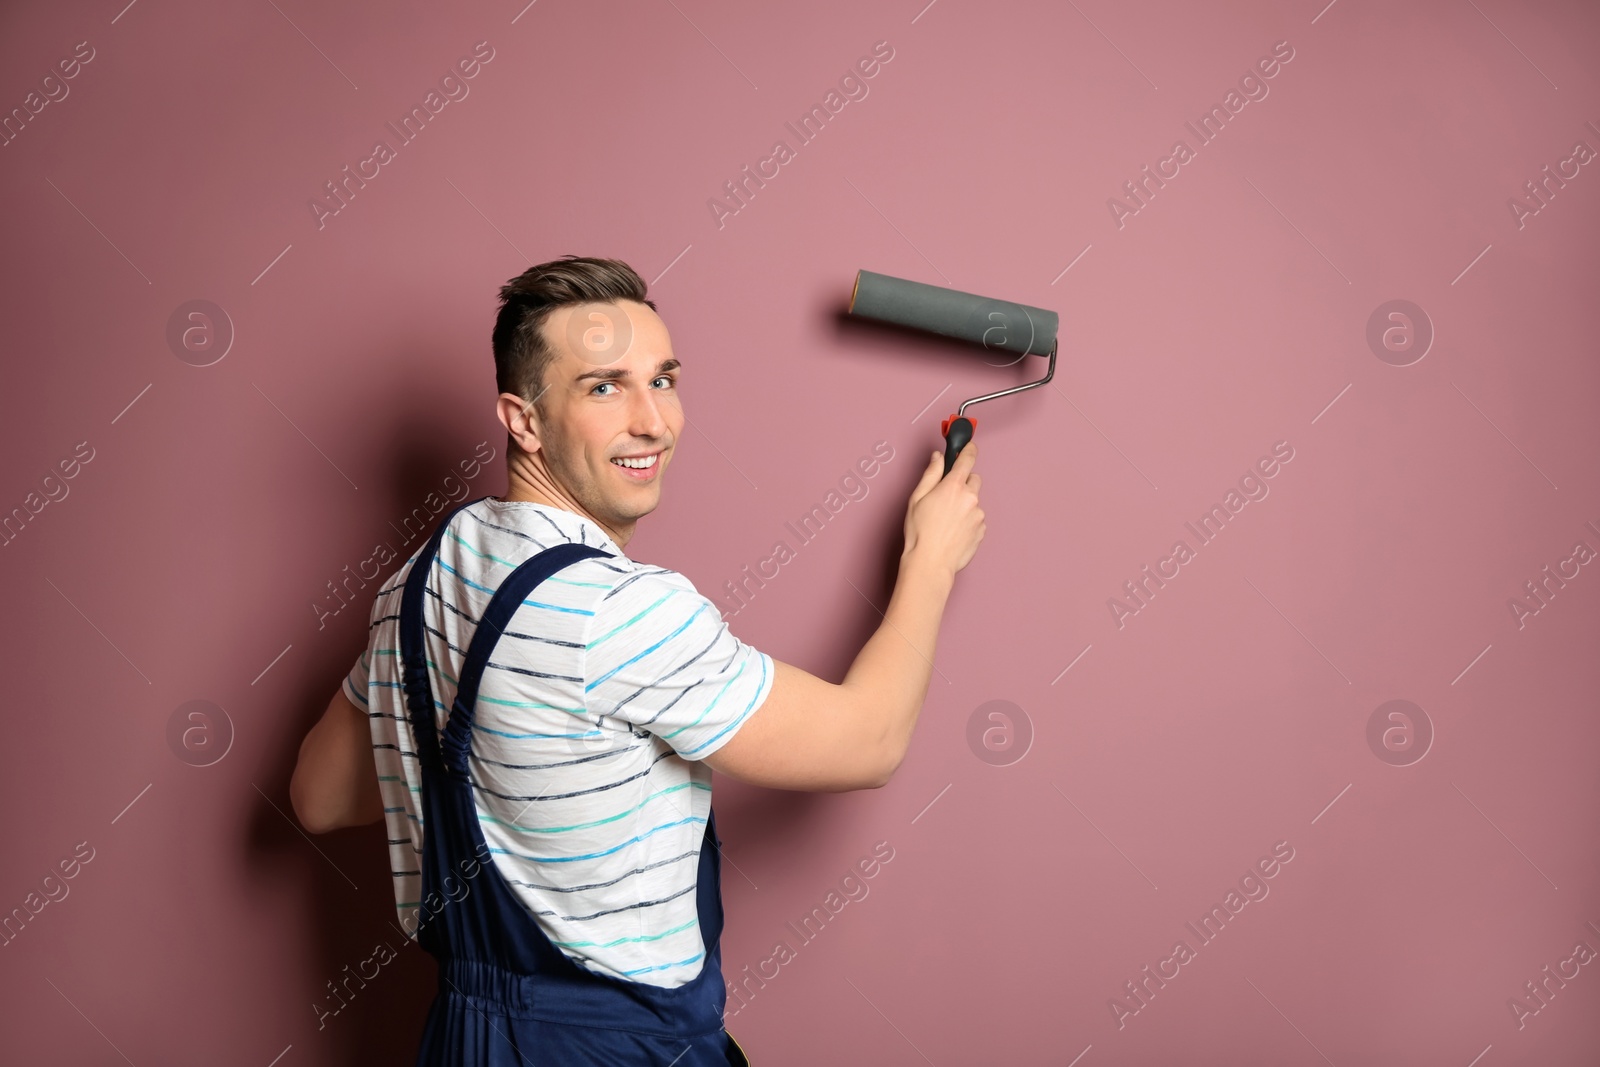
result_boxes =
[454,499,707,608]
[582,562,716,643]
[593,561,700,600]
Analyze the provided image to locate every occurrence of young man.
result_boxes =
[289,255,984,1065]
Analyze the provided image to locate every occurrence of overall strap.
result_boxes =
[399,496,490,777]
[437,541,614,778]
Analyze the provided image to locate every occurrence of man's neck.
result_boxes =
[502,452,632,550]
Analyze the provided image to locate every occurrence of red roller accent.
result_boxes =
[940,414,977,435]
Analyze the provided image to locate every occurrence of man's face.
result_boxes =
[528,298,682,530]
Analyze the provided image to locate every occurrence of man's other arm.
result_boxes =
[289,688,384,833]
[703,443,983,793]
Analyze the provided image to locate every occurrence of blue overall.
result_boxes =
[398,498,750,1065]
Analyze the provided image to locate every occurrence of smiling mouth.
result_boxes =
[611,451,662,470]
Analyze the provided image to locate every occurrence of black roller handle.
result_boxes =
[942,416,974,476]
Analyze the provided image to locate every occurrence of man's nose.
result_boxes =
[629,383,669,438]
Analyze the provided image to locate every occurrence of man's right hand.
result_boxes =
[901,439,985,576]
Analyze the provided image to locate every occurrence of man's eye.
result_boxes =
[592,382,616,396]
[653,375,676,388]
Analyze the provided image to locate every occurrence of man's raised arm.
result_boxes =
[703,441,984,791]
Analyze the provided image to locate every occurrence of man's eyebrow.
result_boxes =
[573,358,681,384]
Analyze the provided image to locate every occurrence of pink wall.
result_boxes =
[3,0,1598,1063]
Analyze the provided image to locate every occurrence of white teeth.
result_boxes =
[612,453,659,469]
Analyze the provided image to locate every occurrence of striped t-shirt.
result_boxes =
[344,496,774,988]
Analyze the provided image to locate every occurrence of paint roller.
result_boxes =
[847,269,1058,476]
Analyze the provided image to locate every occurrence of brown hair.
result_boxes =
[491,255,656,411]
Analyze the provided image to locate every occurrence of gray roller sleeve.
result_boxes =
[848,269,1058,357]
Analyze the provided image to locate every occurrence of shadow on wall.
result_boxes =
[246,383,505,1066]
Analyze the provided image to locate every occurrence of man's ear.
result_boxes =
[496,391,545,455]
